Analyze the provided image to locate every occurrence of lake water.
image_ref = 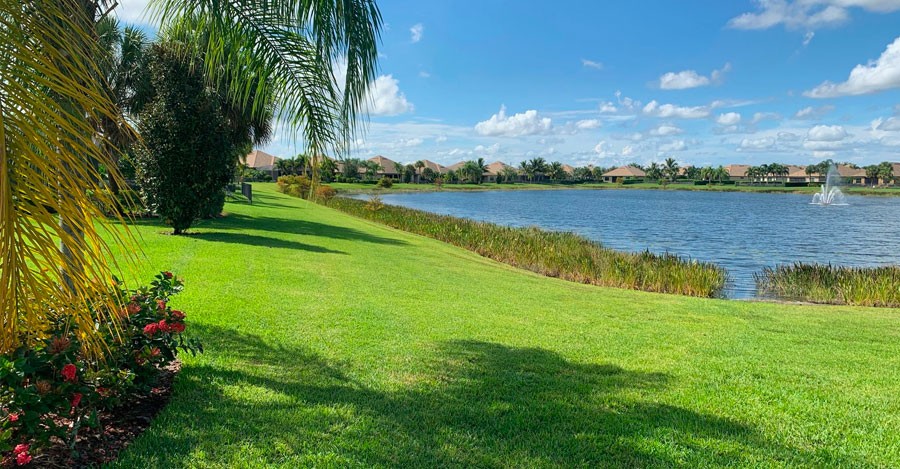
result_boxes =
[362,189,900,298]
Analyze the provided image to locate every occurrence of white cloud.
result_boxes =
[875,116,900,130]
[726,0,900,31]
[367,75,414,116]
[751,112,783,124]
[643,100,711,119]
[649,124,683,136]
[593,140,613,156]
[716,112,742,126]
[658,63,730,90]
[803,31,816,46]
[474,106,553,137]
[397,138,423,147]
[113,1,151,24]
[582,59,604,70]
[805,36,900,97]
[793,105,834,119]
[599,102,618,113]
[435,135,448,143]
[807,124,848,141]
[621,145,635,156]
[410,23,424,43]
[418,71,431,78]
[575,119,602,129]
[778,131,801,141]
[474,143,502,155]
[740,137,776,150]
[659,140,687,152]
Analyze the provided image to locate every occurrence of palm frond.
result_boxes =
[0,0,137,356]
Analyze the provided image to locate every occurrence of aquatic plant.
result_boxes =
[322,197,728,297]
[755,263,900,307]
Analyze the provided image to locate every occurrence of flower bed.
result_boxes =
[0,272,202,466]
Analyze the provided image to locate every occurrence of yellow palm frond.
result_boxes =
[0,1,137,356]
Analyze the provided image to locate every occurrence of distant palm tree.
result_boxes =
[394,162,404,180]
[519,161,534,182]
[501,166,520,184]
[547,161,566,181]
[528,157,548,183]
[414,160,425,183]
[645,162,663,181]
[714,166,729,183]
[663,157,680,182]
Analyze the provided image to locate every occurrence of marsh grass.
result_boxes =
[323,197,727,297]
[755,263,900,307]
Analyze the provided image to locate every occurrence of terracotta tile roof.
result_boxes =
[245,150,280,170]
[602,166,646,177]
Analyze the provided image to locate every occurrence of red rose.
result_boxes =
[143,323,159,336]
[127,302,141,315]
[8,413,19,422]
[163,271,173,279]
[61,364,77,382]
[13,444,28,455]
[16,452,31,465]
[150,347,161,357]
[170,310,185,320]
[157,319,170,332]
[156,299,167,311]
[170,322,185,333]
[71,393,82,409]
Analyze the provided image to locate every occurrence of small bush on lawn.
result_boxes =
[0,272,202,464]
[276,175,312,199]
[314,185,337,201]
[376,177,393,188]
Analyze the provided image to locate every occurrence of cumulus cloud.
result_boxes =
[659,140,687,152]
[474,106,553,137]
[410,23,424,43]
[716,112,742,126]
[793,105,834,119]
[474,143,502,155]
[593,140,614,156]
[751,112,783,124]
[643,100,710,119]
[874,116,900,130]
[367,75,414,116]
[740,137,776,150]
[807,124,848,141]
[599,102,618,113]
[726,0,900,31]
[658,63,731,90]
[582,59,604,70]
[650,124,683,136]
[575,119,602,129]
[805,36,900,97]
[621,145,635,156]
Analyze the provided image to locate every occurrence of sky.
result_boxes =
[117,0,900,168]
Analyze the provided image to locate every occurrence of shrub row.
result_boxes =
[0,272,202,463]
[322,196,728,297]
[755,263,900,307]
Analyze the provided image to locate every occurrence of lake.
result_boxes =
[362,189,900,298]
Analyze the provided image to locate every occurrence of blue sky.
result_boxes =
[119,0,900,167]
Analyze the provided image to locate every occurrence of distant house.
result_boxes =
[837,165,867,185]
[725,164,750,182]
[244,149,281,178]
[601,166,645,183]
[420,159,447,175]
[786,165,807,183]
[562,164,576,178]
[483,161,517,183]
[444,161,466,173]
[368,155,401,178]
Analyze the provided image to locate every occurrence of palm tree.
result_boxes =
[528,157,548,183]
[362,160,379,181]
[414,160,425,183]
[663,157,680,182]
[519,161,534,182]
[714,166,729,183]
[645,162,663,181]
[501,166,520,184]
[393,162,404,181]
[547,162,565,181]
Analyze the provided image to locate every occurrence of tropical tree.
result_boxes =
[422,167,436,182]
[547,161,566,181]
[500,166,520,184]
[414,160,425,183]
[361,160,379,181]
[878,161,894,184]
[528,157,548,182]
[645,162,663,181]
[592,166,606,181]
[319,157,337,182]
[393,162,404,180]
[341,158,363,180]
[403,164,416,183]
[445,169,458,184]
[714,165,729,183]
[663,157,680,182]
[519,160,534,182]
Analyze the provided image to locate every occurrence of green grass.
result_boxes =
[756,263,900,307]
[321,195,727,297]
[111,184,900,468]
[329,181,900,197]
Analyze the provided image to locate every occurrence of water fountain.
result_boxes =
[811,165,847,206]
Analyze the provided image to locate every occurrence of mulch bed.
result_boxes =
[3,362,180,468]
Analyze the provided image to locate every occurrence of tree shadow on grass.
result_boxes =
[121,325,865,468]
[212,213,407,246]
[189,232,347,254]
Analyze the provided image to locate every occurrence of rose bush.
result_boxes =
[0,272,202,465]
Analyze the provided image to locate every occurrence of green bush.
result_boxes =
[376,177,393,188]
[276,175,312,199]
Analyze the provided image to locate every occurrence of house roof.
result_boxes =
[602,166,646,177]
[786,165,807,178]
[484,161,514,175]
[368,155,401,174]
[837,164,866,177]
[562,164,576,175]
[724,164,750,177]
[444,161,466,172]
[420,159,447,173]
[245,150,280,170]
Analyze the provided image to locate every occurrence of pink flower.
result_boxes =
[170,310,185,320]
[150,347,161,357]
[8,413,19,422]
[13,444,28,455]
[71,393,82,409]
[61,364,77,382]
[162,271,173,279]
[126,302,141,315]
[16,452,31,465]
[158,319,169,332]
[156,299,167,311]
[170,322,185,333]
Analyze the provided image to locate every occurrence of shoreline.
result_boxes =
[329,181,900,197]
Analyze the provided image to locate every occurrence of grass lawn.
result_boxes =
[112,184,900,467]
[329,181,900,197]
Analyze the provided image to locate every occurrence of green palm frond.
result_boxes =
[0,0,136,355]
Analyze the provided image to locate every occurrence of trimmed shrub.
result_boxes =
[376,176,393,188]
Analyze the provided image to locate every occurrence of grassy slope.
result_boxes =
[113,184,900,468]
[330,181,900,197]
